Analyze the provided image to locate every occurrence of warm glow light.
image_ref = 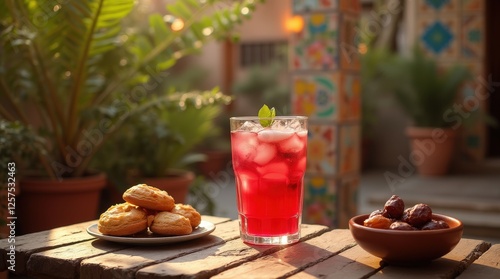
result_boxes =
[53,5,61,12]
[241,7,250,15]
[202,27,213,36]
[285,15,304,33]
[171,18,184,31]
[358,43,368,54]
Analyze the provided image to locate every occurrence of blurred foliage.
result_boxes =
[0,0,263,179]
[379,46,471,128]
[232,62,290,114]
[0,120,44,182]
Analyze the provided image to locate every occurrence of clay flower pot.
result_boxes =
[406,127,458,176]
[17,172,107,234]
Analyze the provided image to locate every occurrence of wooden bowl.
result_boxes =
[349,214,463,265]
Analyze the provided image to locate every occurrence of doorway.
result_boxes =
[486,0,500,157]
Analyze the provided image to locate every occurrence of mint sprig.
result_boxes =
[258,104,275,127]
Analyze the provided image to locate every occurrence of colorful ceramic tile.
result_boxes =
[339,0,361,14]
[461,14,484,59]
[339,124,360,175]
[290,13,339,71]
[303,175,337,227]
[292,0,338,14]
[417,16,460,60]
[307,123,337,175]
[459,118,487,161]
[417,0,460,13]
[337,175,359,228]
[339,13,361,71]
[292,73,339,121]
[461,0,483,12]
[339,73,361,121]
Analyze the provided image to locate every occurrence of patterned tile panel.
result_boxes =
[339,73,361,121]
[339,124,360,175]
[292,0,338,14]
[417,16,460,60]
[337,175,359,228]
[303,175,337,227]
[339,0,361,15]
[290,13,339,71]
[292,73,339,121]
[417,0,460,13]
[461,14,484,59]
[339,13,361,71]
[306,123,337,175]
[460,118,487,161]
[461,0,483,12]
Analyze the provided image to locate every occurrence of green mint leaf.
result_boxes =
[258,104,275,127]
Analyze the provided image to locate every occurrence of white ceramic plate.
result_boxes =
[86,220,215,245]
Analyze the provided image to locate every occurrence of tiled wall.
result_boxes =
[412,0,487,161]
[290,0,361,228]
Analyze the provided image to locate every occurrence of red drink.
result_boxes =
[230,116,307,245]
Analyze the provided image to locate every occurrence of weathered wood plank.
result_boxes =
[198,215,232,225]
[27,239,126,279]
[458,243,500,279]
[80,219,240,279]
[212,229,357,279]
[135,224,329,279]
[289,244,383,279]
[369,239,491,279]
[14,215,229,277]
[0,220,95,274]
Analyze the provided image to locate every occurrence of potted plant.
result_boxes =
[0,121,43,237]
[360,48,394,170]
[0,0,260,233]
[379,46,471,176]
[94,90,230,204]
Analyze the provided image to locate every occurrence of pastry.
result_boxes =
[171,203,201,228]
[98,203,148,236]
[123,184,175,211]
[150,211,192,236]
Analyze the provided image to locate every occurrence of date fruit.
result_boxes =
[402,203,432,227]
[383,195,405,219]
[364,215,392,229]
[364,196,449,231]
[390,221,416,231]
[422,219,449,230]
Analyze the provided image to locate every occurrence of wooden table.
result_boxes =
[1,216,499,278]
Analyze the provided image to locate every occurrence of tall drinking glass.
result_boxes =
[230,116,308,245]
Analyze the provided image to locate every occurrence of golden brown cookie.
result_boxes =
[98,203,148,236]
[150,211,192,236]
[171,203,202,228]
[123,184,175,211]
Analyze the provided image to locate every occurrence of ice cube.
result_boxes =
[235,171,258,193]
[239,121,263,132]
[235,132,258,160]
[269,118,305,131]
[287,119,303,130]
[279,134,305,153]
[257,129,294,143]
[257,162,288,176]
[253,143,277,165]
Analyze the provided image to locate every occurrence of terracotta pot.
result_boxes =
[17,173,107,234]
[1,182,20,238]
[131,169,195,204]
[406,127,457,176]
